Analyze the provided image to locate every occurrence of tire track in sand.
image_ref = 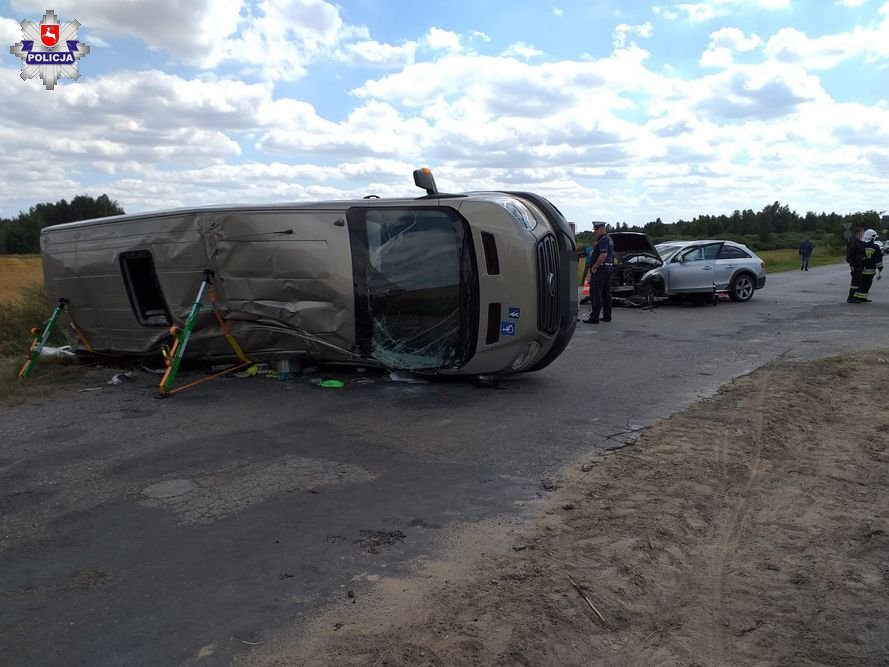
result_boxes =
[695,369,773,664]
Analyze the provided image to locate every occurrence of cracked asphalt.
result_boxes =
[1,262,887,666]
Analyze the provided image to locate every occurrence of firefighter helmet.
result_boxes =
[863,229,878,243]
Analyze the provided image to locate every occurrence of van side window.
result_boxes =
[119,250,172,326]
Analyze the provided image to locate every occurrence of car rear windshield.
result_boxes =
[349,207,479,370]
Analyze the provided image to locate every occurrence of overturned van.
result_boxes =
[40,170,578,376]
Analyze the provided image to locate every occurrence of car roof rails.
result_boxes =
[413,167,466,200]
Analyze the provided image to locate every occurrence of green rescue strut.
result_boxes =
[158,270,213,396]
[19,298,68,380]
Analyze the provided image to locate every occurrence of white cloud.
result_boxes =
[425,27,462,52]
[764,12,889,69]
[662,0,791,22]
[9,0,414,80]
[652,5,681,20]
[690,63,828,121]
[553,6,565,16]
[82,33,109,48]
[0,17,22,46]
[613,22,654,48]
[700,27,764,67]
[711,27,765,51]
[10,0,244,65]
[837,0,868,6]
[502,42,546,60]
[2,4,889,226]
[340,40,417,68]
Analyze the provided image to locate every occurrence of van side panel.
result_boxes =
[41,214,207,354]
[205,209,356,355]
[41,208,357,360]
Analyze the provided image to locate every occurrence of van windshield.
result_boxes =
[349,207,478,370]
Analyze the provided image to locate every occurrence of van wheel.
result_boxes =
[729,274,755,302]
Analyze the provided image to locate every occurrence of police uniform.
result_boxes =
[846,235,867,302]
[584,223,614,323]
[860,239,884,299]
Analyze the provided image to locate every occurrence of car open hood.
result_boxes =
[610,232,661,260]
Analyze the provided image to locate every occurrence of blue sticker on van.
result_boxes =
[508,307,521,320]
[501,321,516,336]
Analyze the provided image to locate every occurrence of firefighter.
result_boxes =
[859,228,883,302]
[846,226,867,303]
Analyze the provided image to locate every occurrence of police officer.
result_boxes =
[583,221,614,324]
[846,226,866,303]
[859,228,883,302]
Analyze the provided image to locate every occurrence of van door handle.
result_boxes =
[703,266,713,270]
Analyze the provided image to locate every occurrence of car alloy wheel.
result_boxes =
[729,274,755,302]
[639,282,657,307]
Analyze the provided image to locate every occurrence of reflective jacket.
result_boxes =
[863,241,884,275]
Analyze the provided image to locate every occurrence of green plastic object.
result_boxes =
[19,298,67,379]
[319,379,345,388]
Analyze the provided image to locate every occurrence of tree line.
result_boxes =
[576,202,888,252]
[1,195,886,256]
[0,194,125,254]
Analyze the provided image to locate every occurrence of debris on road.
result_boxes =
[107,372,132,385]
[39,345,76,359]
[387,371,429,384]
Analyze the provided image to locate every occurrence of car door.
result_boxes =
[715,243,751,289]
[667,243,721,292]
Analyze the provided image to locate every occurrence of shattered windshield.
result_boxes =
[350,207,478,370]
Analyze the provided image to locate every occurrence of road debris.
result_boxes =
[388,371,429,384]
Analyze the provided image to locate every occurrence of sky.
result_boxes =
[1,0,887,231]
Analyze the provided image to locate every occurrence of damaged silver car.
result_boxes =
[40,169,578,376]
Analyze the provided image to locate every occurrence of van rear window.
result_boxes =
[119,250,171,327]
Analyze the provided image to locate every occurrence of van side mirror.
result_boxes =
[413,168,439,195]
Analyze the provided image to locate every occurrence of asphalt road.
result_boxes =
[1,262,886,666]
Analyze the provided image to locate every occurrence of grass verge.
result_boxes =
[757,249,844,272]
[0,283,78,401]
